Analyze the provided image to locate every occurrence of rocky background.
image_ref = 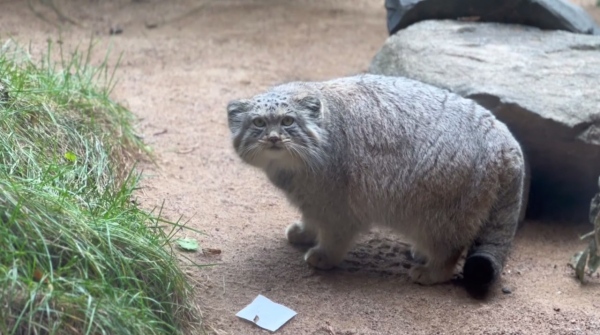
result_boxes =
[371,0,600,222]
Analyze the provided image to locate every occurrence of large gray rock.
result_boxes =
[384,0,600,36]
[369,20,600,222]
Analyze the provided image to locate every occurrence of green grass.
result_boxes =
[0,38,201,334]
[570,194,600,282]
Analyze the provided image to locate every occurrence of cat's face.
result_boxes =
[226,91,326,171]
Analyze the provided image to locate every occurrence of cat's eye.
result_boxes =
[252,118,266,127]
[281,116,294,126]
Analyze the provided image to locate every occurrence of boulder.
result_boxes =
[384,0,600,36]
[369,20,600,222]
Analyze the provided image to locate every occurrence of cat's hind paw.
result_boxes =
[409,264,453,286]
[304,247,341,270]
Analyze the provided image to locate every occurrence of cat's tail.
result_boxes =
[462,152,525,297]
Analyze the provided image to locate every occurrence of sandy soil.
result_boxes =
[2,0,600,334]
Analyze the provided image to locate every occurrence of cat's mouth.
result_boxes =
[264,142,286,150]
[259,140,289,152]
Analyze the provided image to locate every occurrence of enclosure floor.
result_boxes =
[2,1,599,334]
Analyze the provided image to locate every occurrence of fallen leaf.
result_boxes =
[588,240,600,274]
[202,248,222,255]
[176,238,199,251]
[64,152,77,162]
[590,238,598,257]
[575,248,589,281]
[33,268,48,283]
[588,253,600,274]
[569,251,583,269]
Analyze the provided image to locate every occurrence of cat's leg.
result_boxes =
[304,223,359,270]
[409,246,463,285]
[285,218,318,245]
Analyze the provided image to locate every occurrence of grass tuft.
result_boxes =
[570,184,600,282]
[0,38,201,334]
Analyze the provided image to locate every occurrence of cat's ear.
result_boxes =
[227,99,252,117]
[293,93,322,119]
[226,99,253,132]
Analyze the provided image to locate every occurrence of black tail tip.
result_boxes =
[462,253,500,298]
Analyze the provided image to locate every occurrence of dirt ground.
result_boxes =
[2,0,600,334]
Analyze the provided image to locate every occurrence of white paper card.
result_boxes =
[236,294,297,332]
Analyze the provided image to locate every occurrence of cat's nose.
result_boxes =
[268,136,280,144]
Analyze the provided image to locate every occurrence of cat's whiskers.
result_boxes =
[239,142,263,166]
[290,144,321,175]
[287,145,311,175]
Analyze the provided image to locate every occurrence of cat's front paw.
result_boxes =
[409,265,452,286]
[304,247,341,270]
[285,222,317,245]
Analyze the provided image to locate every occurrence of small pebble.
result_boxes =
[109,26,123,35]
[501,287,512,294]
[554,307,560,312]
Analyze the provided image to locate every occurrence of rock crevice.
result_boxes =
[384,0,600,36]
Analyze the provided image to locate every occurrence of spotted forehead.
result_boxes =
[252,91,291,112]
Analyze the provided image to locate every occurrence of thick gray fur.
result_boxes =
[226,74,525,288]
